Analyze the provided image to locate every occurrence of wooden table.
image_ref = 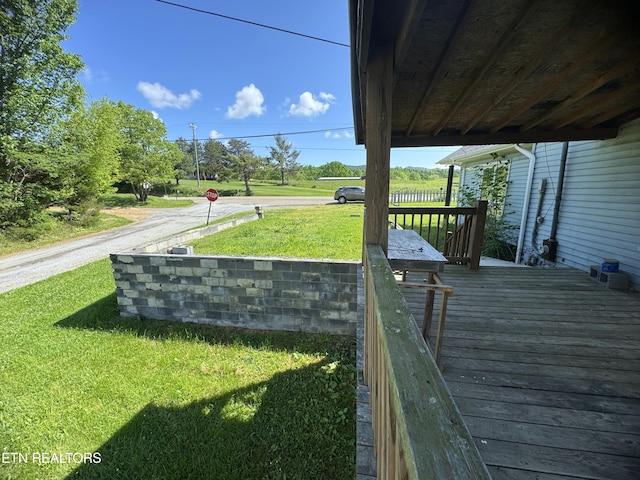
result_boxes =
[387,229,447,274]
[387,228,452,365]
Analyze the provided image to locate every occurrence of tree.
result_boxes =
[269,134,300,185]
[224,139,265,195]
[174,137,195,184]
[299,164,322,180]
[59,98,123,215]
[201,139,227,181]
[459,155,518,261]
[319,161,350,178]
[116,102,178,202]
[0,0,84,227]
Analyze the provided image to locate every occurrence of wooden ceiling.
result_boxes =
[350,0,640,147]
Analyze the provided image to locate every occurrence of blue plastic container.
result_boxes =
[601,259,619,272]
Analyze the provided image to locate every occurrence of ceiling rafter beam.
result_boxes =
[460,1,592,135]
[391,127,619,147]
[392,0,429,84]
[489,31,624,134]
[404,0,475,138]
[584,92,640,129]
[520,55,639,132]
[431,0,539,137]
[552,82,640,130]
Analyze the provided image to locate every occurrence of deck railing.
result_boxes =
[363,244,490,479]
[389,200,488,270]
[390,188,458,205]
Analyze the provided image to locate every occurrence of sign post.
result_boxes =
[205,188,219,224]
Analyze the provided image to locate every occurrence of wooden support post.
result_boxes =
[364,46,393,254]
[434,290,451,364]
[422,271,436,339]
[468,200,488,270]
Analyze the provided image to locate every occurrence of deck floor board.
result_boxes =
[402,266,640,480]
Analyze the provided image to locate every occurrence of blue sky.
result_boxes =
[63,0,458,168]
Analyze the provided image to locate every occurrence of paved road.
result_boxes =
[0,196,334,294]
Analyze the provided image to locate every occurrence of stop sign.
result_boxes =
[205,188,219,202]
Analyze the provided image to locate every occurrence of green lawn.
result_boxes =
[191,204,365,260]
[0,259,356,479]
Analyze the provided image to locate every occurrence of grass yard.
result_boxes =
[0,260,356,479]
[191,204,365,260]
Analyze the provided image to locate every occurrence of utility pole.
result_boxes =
[189,123,200,187]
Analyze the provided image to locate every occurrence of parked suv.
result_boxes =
[334,186,365,204]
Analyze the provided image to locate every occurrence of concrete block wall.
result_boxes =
[110,253,360,335]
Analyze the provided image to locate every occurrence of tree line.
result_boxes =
[0,0,304,230]
[0,0,452,233]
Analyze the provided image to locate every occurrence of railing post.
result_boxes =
[468,200,488,270]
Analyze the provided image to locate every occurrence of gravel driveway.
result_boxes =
[0,196,334,294]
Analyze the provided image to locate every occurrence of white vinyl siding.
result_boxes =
[501,155,528,237]
[453,126,640,290]
[523,119,640,289]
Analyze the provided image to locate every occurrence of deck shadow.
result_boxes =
[64,362,355,480]
[54,292,347,355]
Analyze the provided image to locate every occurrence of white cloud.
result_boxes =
[319,92,336,103]
[325,129,352,139]
[81,66,109,84]
[289,91,334,117]
[226,84,265,119]
[209,130,224,139]
[82,67,93,82]
[151,110,162,121]
[137,81,201,109]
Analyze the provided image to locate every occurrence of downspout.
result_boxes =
[444,162,455,206]
[543,141,569,262]
[514,144,536,264]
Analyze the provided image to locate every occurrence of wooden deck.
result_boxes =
[402,266,640,480]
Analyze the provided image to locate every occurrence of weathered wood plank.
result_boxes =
[442,366,640,398]
[464,416,640,457]
[440,356,640,385]
[440,345,640,371]
[400,265,640,480]
[475,438,640,480]
[445,380,640,416]
[488,467,580,480]
[441,337,640,360]
[437,329,640,350]
[454,396,640,435]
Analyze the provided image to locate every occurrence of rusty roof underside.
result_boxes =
[350,0,640,147]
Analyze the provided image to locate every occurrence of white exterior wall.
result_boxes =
[519,142,565,263]
[521,119,640,289]
[502,153,529,237]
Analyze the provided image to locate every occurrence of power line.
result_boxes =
[173,127,355,142]
[154,0,350,48]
